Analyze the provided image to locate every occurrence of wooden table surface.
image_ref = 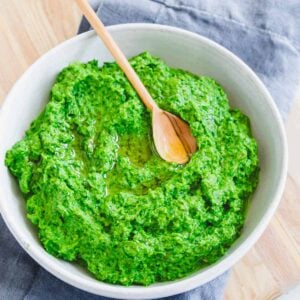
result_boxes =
[1,1,299,299]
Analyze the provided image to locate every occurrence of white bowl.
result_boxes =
[0,24,287,299]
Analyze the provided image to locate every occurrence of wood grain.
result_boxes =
[0,0,80,103]
[0,1,299,299]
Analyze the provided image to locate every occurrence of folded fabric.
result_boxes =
[1,1,299,300]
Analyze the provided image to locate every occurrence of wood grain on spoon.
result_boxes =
[75,0,197,164]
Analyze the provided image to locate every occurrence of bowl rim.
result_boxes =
[0,23,288,299]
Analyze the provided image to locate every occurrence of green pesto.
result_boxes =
[5,52,259,286]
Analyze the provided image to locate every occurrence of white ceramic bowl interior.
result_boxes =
[0,24,287,299]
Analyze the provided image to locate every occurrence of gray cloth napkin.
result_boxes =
[1,0,299,300]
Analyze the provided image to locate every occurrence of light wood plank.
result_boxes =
[0,0,81,102]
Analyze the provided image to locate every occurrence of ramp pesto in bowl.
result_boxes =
[5,52,259,286]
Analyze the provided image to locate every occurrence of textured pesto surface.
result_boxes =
[5,52,259,286]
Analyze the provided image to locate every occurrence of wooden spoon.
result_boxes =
[76,0,197,164]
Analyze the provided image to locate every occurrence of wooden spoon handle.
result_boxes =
[75,0,158,111]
